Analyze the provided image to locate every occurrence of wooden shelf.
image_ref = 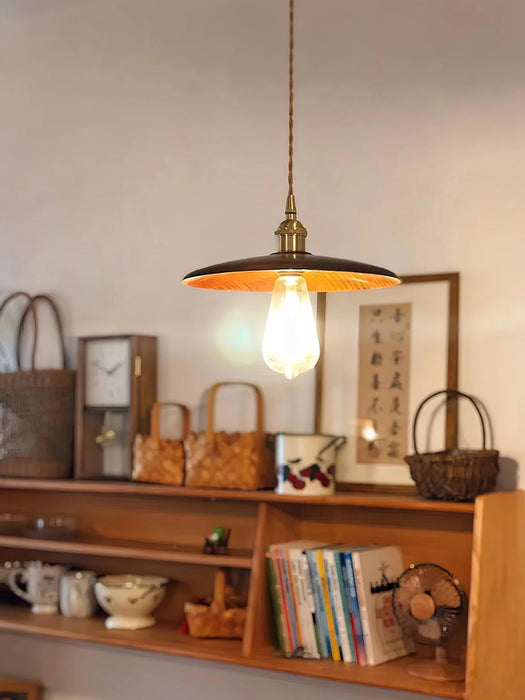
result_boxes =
[0,605,463,698]
[0,605,243,664]
[0,535,252,569]
[0,478,475,513]
[252,648,465,699]
[0,479,520,698]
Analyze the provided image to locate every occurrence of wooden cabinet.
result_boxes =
[0,480,522,699]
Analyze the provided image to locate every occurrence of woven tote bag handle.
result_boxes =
[16,294,68,370]
[206,382,264,442]
[150,402,191,444]
[0,291,37,370]
[412,389,487,454]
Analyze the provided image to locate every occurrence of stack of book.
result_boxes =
[266,541,414,666]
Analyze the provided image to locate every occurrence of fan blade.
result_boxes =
[431,577,461,607]
[417,618,442,643]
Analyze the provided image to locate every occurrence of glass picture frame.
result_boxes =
[315,273,459,490]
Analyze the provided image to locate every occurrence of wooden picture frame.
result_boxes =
[0,680,41,700]
[315,272,459,490]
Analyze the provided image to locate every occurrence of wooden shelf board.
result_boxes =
[0,606,464,698]
[251,648,465,699]
[0,478,475,513]
[0,605,242,663]
[0,535,252,568]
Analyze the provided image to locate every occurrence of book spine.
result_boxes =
[351,550,375,666]
[299,552,320,657]
[271,546,294,653]
[343,551,367,665]
[306,550,330,659]
[265,549,286,653]
[287,550,304,649]
[288,550,313,654]
[316,549,341,661]
[324,551,351,662]
[277,547,300,652]
[334,552,356,662]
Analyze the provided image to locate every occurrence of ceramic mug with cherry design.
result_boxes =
[274,433,346,495]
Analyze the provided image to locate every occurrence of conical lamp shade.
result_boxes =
[182,252,400,292]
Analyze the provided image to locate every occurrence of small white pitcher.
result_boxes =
[59,570,98,618]
[9,561,68,614]
[275,433,346,495]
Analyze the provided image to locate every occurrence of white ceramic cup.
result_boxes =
[8,561,68,614]
[275,433,346,495]
[59,570,98,618]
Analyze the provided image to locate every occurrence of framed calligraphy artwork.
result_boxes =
[315,273,459,490]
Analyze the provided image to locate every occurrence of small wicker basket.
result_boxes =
[405,389,499,502]
[132,402,190,486]
[184,569,247,639]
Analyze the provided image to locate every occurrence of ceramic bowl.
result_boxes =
[94,574,168,630]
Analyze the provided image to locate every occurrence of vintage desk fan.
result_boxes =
[393,563,467,681]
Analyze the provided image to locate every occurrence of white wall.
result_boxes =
[0,0,524,697]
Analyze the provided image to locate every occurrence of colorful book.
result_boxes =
[341,547,373,665]
[299,551,322,656]
[265,549,288,653]
[269,541,326,656]
[288,549,318,656]
[324,549,353,662]
[338,550,361,663]
[305,548,331,659]
[275,546,299,652]
[351,545,414,666]
[333,549,357,662]
[316,548,341,661]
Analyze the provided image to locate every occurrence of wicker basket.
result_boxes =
[184,569,247,639]
[184,382,276,490]
[405,389,499,502]
[132,402,190,486]
[0,292,75,478]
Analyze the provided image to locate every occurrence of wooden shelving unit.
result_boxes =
[0,535,253,569]
[0,479,522,700]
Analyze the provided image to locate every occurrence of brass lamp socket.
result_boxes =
[275,194,308,253]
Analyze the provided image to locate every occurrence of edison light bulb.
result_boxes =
[262,275,320,380]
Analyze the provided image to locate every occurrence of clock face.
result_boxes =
[85,339,131,407]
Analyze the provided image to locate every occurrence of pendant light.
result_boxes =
[182,0,400,380]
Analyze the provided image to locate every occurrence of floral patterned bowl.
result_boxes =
[94,574,168,630]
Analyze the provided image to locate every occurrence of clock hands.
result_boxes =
[91,360,123,376]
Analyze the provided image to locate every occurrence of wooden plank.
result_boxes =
[466,491,525,700]
[243,502,270,656]
[0,606,463,697]
[0,491,258,552]
[296,503,474,592]
[0,535,252,569]
[0,479,475,513]
[0,605,242,662]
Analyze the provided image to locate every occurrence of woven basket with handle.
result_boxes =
[132,402,190,486]
[405,389,499,502]
[0,292,75,478]
[184,382,276,490]
[184,569,247,639]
